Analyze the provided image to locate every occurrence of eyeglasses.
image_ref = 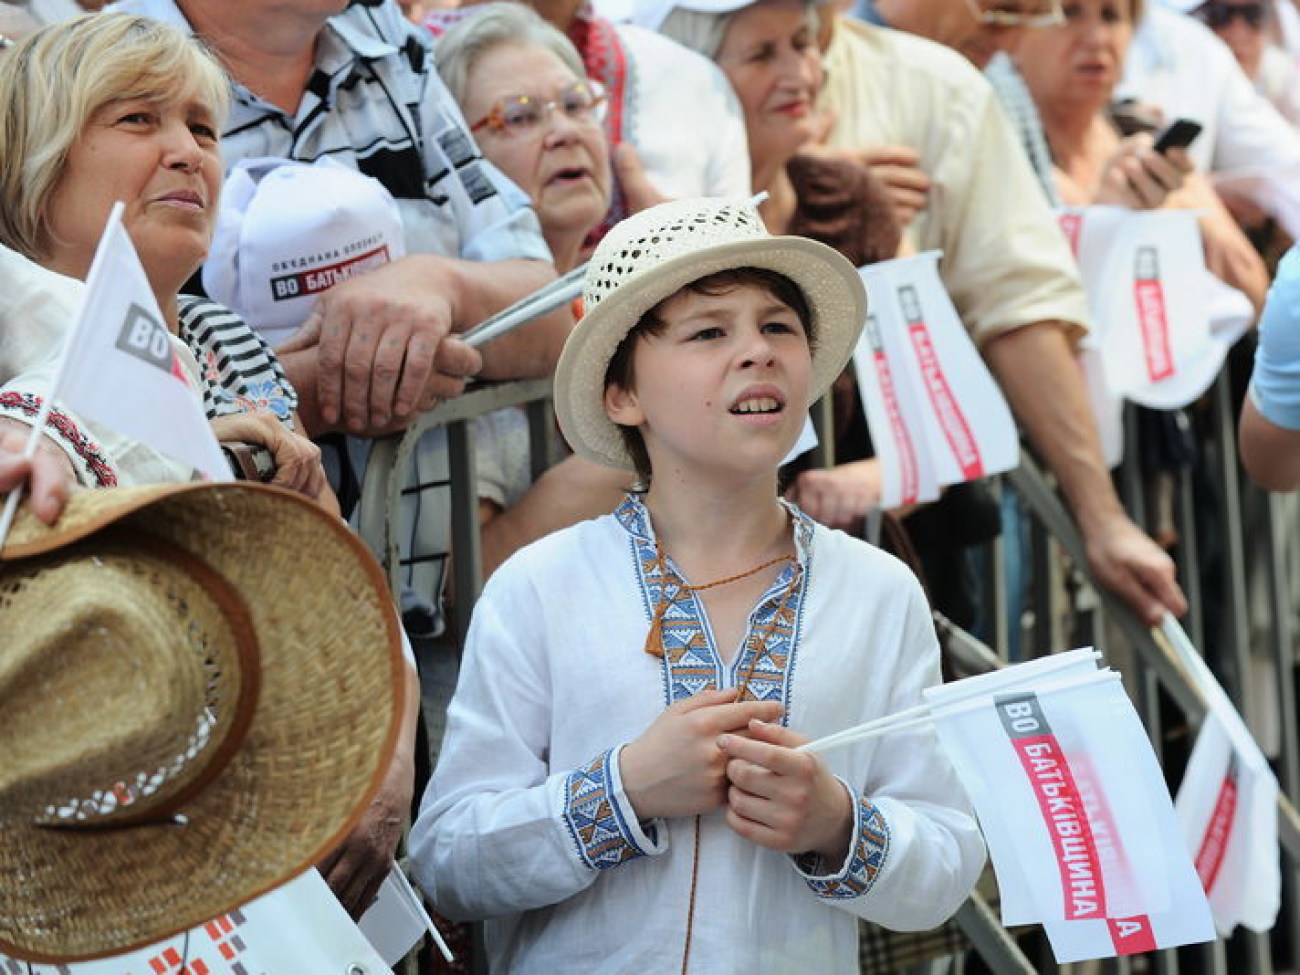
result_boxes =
[1196,1,1266,28]
[963,0,1065,27]
[469,80,607,138]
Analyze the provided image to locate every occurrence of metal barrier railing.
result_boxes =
[358,365,1300,974]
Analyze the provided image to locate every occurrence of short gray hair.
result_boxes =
[0,12,229,263]
[434,4,587,108]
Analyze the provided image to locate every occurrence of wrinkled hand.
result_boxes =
[0,418,74,524]
[209,412,331,506]
[719,719,853,863]
[801,142,930,228]
[318,746,416,920]
[614,143,669,215]
[1084,513,1188,626]
[1095,135,1191,210]
[620,688,783,820]
[785,459,882,529]
[278,258,483,432]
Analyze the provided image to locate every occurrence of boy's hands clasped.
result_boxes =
[720,719,854,867]
[620,689,854,866]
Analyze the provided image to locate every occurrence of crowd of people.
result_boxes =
[1,0,1299,969]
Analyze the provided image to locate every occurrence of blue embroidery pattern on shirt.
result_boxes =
[806,797,890,899]
[615,495,812,710]
[563,748,646,870]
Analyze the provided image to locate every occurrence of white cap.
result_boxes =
[203,157,406,348]
[632,0,753,30]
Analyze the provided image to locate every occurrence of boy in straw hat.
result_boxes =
[410,198,984,972]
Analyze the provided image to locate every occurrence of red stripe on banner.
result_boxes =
[1059,213,1083,258]
[1108,915,1158,954]
[873,349,921,504]
[906,321,983,480]
[1195,764,1240,893]
[1133,248,1175,382]
[1009,732,1109,919]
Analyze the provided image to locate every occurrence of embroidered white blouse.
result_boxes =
[410,497,985,974]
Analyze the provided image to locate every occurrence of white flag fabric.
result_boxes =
[52,204,228,482]
[853,252,1019,509]
[1162,617,1280,935]
[0,871,392,974]
[1059,207,1251,417]
[928,670,1214,961]
[1177,714,1280,935]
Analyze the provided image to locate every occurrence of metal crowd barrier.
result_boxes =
[356,354,1300,974]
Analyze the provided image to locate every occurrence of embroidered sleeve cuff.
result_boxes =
[561,745,667,871]
[794,781,891,901]
[0,391,118,488]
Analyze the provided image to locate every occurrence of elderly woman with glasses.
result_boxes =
[432,3,637,578]
[436,4,612,274]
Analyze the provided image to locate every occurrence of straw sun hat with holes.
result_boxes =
[0,481,405,963]
[553,197,868,470]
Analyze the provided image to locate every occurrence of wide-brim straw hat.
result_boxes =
[554,197,867,470]
[0,482,405,963]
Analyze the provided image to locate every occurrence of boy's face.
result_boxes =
[604,281,812,484]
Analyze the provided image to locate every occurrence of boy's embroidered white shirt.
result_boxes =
[410,496,985,974]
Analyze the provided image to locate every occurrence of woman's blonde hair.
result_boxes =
[0,12,230,262]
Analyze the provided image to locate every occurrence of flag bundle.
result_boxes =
[851,251,1019,509]
[802,648,1216,963]
[1058,207,1253,467]
[1160,616,1280,935]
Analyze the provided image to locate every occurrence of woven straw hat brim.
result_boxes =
[554,234,867,470]
[0,482,405,963]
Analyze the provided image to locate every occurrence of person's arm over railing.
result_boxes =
[984,321,1188,626]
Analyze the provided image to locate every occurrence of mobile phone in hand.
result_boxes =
[1152,118,1203,154]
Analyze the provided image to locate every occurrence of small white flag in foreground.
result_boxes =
[1161,616,1281,935]
[53,202,228,482]
[926,664,1214,961]
[799,648,1216,962]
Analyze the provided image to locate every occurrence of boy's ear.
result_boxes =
[604,380,644,428]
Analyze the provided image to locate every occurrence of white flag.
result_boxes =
[1177,714,1280,935]
[51,203,228,482]
[928,672,1214,961]
[0,871,391,974]
[853,252,1019,509]
[1161,617,1280,935]
[1060,207,1248,412]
